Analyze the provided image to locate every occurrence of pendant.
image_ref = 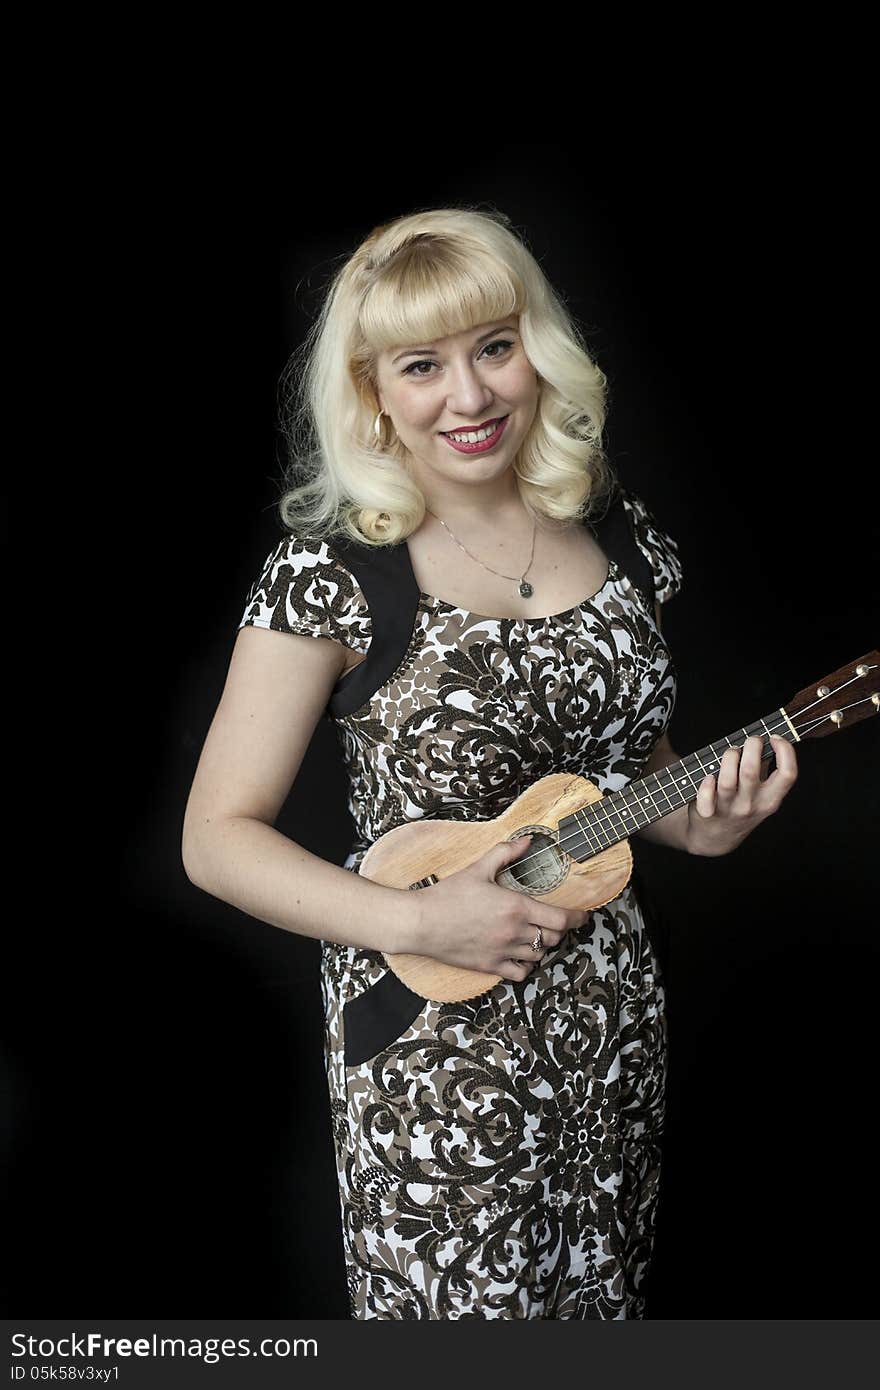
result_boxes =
[518,580,533,597]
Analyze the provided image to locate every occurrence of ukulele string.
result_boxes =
[517,679,876,877]
[785,692,876,738]
[508,680,877,882]
[510,709,790,878]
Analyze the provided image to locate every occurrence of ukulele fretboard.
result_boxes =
[557,711,798,862]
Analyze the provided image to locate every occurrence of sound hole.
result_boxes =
[496,827,568,895]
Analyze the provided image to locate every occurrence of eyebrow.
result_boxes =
[391,324,517,365]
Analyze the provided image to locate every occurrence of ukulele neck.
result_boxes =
[558,710,799,862]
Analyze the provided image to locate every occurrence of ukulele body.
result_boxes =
[355,648,880,1004]
[358,773,632,1004]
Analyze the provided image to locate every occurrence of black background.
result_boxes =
[6,121,878,1318]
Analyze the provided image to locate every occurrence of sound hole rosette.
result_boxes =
[496,824,570,896]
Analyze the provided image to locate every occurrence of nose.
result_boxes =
[445,357,495,418]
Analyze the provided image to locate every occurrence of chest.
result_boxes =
[404,518,611,620]
[339,520,611,679]
[336,578,679,825]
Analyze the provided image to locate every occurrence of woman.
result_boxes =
[182,207,798,1319]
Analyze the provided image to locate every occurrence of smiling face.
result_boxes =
[374,316,540,501]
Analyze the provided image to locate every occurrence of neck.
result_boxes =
[408,464,523,528]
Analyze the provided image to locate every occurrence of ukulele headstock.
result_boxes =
[784,649,880,740]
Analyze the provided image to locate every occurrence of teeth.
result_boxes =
[447,419,501,443]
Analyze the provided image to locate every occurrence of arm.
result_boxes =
[183,626,589,983]
[181,625,418,956]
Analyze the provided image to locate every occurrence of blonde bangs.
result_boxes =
[358,241,526,356]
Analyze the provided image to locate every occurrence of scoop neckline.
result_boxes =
[416,558,620,625]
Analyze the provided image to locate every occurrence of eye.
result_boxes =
[482,338,514,359]
[401,338,515,377]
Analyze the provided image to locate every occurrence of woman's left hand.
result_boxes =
[686,734,799,857]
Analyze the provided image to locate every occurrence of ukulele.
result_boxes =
[357,650,879,1004]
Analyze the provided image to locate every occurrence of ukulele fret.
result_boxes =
[557,711,796,863]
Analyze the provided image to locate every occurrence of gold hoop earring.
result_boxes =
[373,409,398,447]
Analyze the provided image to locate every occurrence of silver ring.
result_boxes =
[530,928,544,955]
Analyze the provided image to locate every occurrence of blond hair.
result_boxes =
[277,205,614,546]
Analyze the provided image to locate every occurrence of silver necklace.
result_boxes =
[426,509,537,598]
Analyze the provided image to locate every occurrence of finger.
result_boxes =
[515,952,547,970]
[566,907,592,932]
[757,736,799,806]
[738,735,765,788]
[531,903,575,939]
[694,771,716,817]
[758,732,778,781]
[525,917,564,948]
[516,927,552,956]
[487,834,534,878]
[716,745,741,801]
[500,959,536,982]
[770,735,798,778]
[731,735,766,811]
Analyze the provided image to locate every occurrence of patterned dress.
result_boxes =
[237,485,683,1319]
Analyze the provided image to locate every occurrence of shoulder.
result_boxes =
[238,529,372,651]
[617,483,684,605]
[259,529,362,577]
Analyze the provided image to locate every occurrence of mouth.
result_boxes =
[440,415,510,454]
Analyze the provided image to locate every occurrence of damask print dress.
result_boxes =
[237,483,683,1320]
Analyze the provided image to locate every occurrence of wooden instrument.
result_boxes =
[358,650,879,1004]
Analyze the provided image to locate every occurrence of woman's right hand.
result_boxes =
[402,834,592,982]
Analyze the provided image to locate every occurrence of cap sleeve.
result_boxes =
[619,487,683,605]
[238,532,372,656]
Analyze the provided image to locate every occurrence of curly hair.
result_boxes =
[276,204,614,546]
